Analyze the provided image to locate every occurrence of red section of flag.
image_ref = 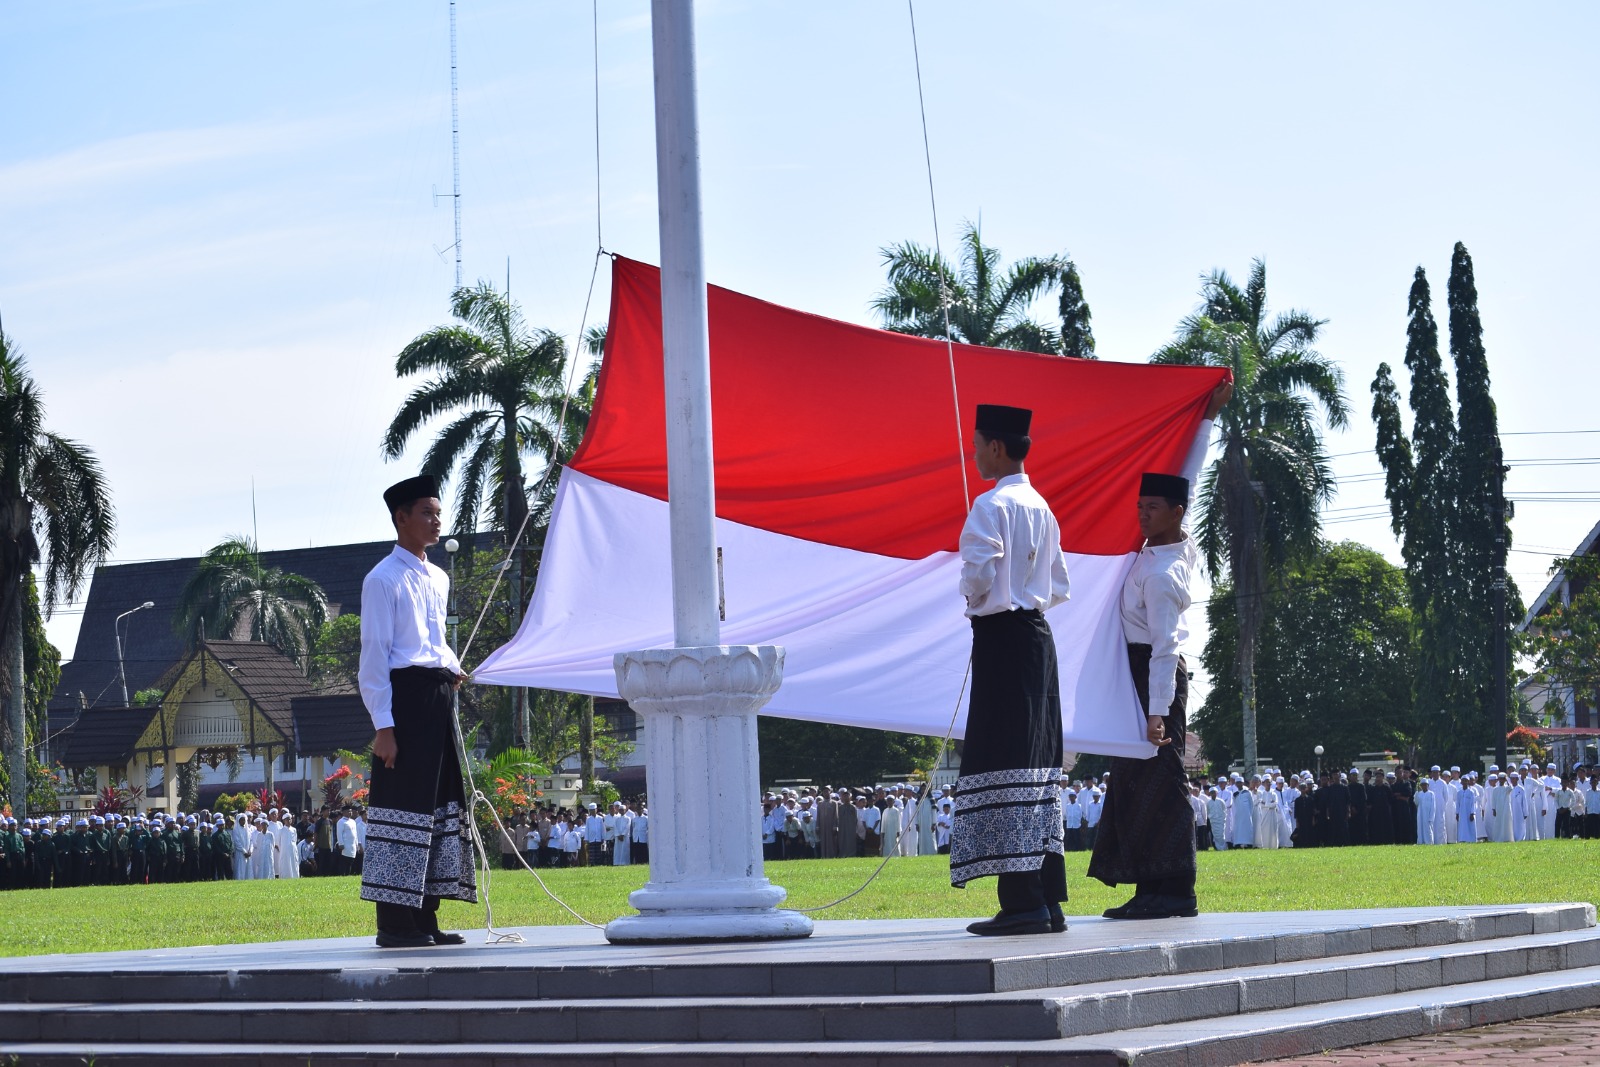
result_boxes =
[570,256,1228,559]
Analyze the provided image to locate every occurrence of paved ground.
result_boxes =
[1261,1007,1600,1064]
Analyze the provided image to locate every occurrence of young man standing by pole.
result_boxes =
[949,405,1072,937]
[358,476,476,948]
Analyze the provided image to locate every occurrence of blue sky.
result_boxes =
[4,1,1598,705]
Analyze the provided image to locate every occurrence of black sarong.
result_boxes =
[361,667,477,909]
[950,609,1064,887]
[1087,644,1196,887]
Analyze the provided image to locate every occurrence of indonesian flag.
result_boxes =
[472,257,1227,758]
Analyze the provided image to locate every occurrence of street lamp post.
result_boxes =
[1314,744,1324,780]
[114,601,156,706]
[444,538,461,655]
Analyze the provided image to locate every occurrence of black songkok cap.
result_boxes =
[383,475,441,516]
[1139,472,1190,501]
[975,404,1031,437]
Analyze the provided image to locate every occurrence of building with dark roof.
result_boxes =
[51,533,499,718]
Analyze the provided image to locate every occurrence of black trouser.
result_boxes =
[376,895,442,936]
[1136,871,1197,899]
[996,851,1066,914]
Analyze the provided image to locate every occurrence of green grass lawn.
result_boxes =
[4,840,1597,958]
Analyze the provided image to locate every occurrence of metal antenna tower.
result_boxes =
[449,0,463,290]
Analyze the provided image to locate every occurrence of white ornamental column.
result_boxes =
[604,0,811,944]
[606,646,810,942]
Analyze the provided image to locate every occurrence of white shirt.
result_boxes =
[336,817,360,858]
[631,813,649,843]
[1120,537,1196,716]
[358,544,463,730]
[959,474,1070,617]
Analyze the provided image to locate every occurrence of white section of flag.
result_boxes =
[471,469,1157,760]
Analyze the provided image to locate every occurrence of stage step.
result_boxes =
[3,926,1598,1046]
[0,904,1595,1065]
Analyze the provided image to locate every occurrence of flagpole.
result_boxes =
[605,0,811,943]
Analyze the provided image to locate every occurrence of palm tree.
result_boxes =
[1152,260,1348,774]
[873,221,1088,354]
[382,284,596,544]
[174,536,329,668]
[0,330,116,819]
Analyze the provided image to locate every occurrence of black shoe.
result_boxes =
[375,929,433,949]
[1047,905,1067,933]
[1120,894,1199,920]
[1102,894,1150,920]
[966,907,1052,936]
[427,930,467,945]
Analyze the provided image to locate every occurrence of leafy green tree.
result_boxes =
[757,719,941,787]
[1447,242,1520,756]
[1196,542,1416,773]
[873,222,1075,353]
[0,334,115,819]
[173,536,329,667]
[1152,259,1348,773]
[309,614,362,689]
[1525,555,1600,725]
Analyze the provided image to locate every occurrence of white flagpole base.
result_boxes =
[605,645,813,944]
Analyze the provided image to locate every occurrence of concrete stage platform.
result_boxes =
[2,903,1598,1065]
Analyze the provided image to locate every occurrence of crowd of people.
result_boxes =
[1170,759,1600,850]
[0,804,372,889]
[494,800,650,869]
[8,756,1595,892]
[759,783,953,859]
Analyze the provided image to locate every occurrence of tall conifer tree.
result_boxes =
[1058,260,1096,359]
[1446,242,1518,754]
[1373,250,1519,762]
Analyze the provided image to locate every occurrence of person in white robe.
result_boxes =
[1423,768,1449,844]
[1538,766,1561,840]
[269,812,299,879]
[611,805,632,866]
[1229,778,1256,848]
[1486,774,1511,842]
[1205,790,1228,850]
[915,792,936,856]
[1441,771,1460,843]
[879,800,902,858]
[1457,774,1480,843]
[231,814,252,880]
[1521,770,1543,841]
[1252,785,1280,850]
[1415,781,1437,844]
[249,817,274,880]
[1508,773,1531,841]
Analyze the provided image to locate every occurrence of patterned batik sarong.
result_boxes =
[360,666,478,908]
[1086,643,1197,887]
[950,608,1065,887]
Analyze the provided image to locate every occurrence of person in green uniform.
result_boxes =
[129,818,150,885]
[147,820,169,883]
[180,817,200,881]
[111,818,131,884]
[0,818,19,890]
[162,817,183,882]
[33,826,55,889]
[211,816,234,879]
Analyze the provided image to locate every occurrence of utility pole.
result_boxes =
[448,0,463,291]
[1492,442,1510,770]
